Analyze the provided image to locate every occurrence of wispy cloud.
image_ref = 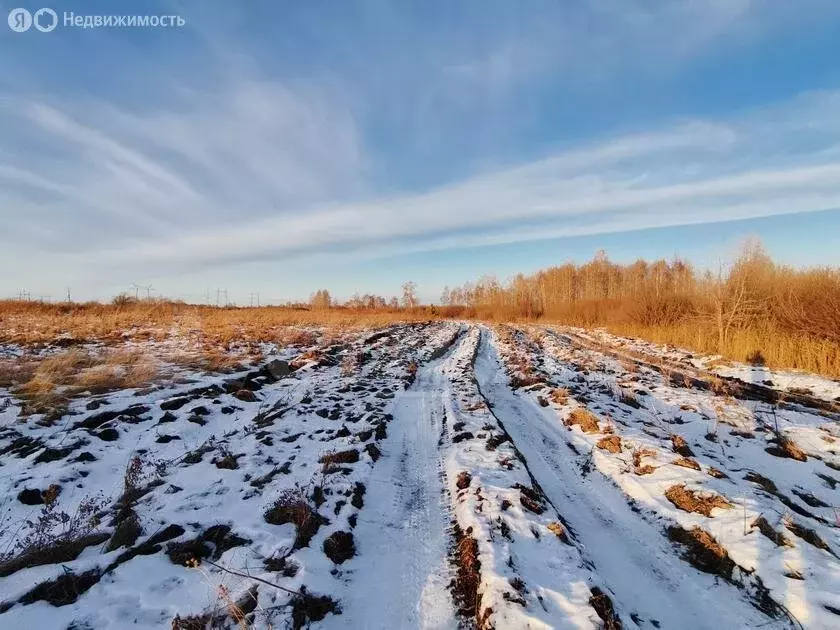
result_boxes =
[2,0,839,298]
[4,86,839,284]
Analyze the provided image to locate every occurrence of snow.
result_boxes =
[319,328,459,630]
[573,327,840,405]
[1,321,838,629]
[502,324,839,629]
[474,328,775,629]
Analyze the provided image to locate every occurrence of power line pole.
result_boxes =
[66,287,72,303]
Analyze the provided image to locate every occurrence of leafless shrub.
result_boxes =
[0,488,108,577]
[264,487,324,549]
[341,351,364,376]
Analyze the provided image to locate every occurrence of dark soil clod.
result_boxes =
[323,530,355,564]
[589,587,622,629]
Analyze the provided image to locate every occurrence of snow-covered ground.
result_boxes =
[0,322,837,629]
[573,327,840,405]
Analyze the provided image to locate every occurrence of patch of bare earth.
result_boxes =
[665,485,730,517]
[564,408,600,433]
[667,526,735,579]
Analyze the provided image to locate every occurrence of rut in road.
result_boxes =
[321,336,463,630]
[472,327,786,630]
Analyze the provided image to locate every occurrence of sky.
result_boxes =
[2,0,840,304]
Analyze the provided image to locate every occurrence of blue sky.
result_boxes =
[2,1,840,303]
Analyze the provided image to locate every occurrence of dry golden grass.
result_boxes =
[6,343,265,418]
[12,348,162,416]
[0,357,38,389]
[0,300,438,347]
[564,408,600,434]
[596,435,622,453]
[0,300,438,417]
[3,243,839,382]
[548,387,569,405]
[608,321,840,379]
[447,244,840,378]
[665,484,731,517]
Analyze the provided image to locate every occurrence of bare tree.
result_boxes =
[310,289,332,310]
[704,243,770,350]
[401,281,418,309]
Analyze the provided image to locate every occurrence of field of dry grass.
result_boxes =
[0,300,457,419]
[446,244,840,378]
[607,321,840,379]
[0,300,447,346]
[3,242,840,386]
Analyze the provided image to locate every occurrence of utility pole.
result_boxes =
[66,287,72,303]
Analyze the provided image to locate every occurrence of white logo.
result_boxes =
[33,7,57,32]
[8,7,32,32]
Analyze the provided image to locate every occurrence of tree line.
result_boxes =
[440,241,840,375]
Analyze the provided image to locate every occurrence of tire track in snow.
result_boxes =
[473,327,784,630]
[319,335,465,630]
